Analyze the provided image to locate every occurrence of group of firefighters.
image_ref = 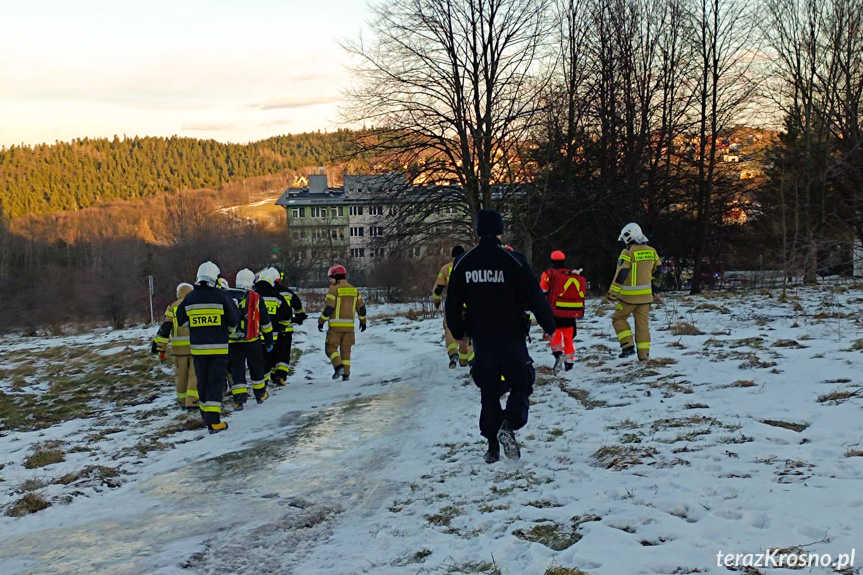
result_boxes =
[151,263,365,433]
[150,213,659,457]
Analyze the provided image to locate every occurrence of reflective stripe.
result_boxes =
[459,353,470,360]
[636,342,651,350]
[447,343,458,352]
[154,336,170,344]
[251,379,266,389]
[621,285,652,295]
[187,389,199,398]
[231,386,249,395]
[633,250,655,261]
[329,320,354,328]
[177,392,187,399]
[609,285,622,293]
[555,302,584,308]
[468,352,475,361]
[329,352,340,361]
[618,254,632,262]
[617,330,632,340]
[199,401,221,413]
[325,293,336,301]
[338,287,358,297]
[342,360,351,366]
[171,336,190,344]
[185,303,224,311]
[433,294,442,301]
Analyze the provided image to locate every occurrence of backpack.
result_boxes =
[235,290,262,341]
[545,268,586,319]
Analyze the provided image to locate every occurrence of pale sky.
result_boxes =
[0,0,368,147]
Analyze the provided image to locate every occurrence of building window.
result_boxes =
[350,227,364,237]
[370,248,385,258]
[369,226,384,237]
[350,206,364,216]
[291,207,305,218]
[331,229,345,240]
[350,248,365,258]
[337,206,344,217]
[368,205,384,216]
[410,247,421,258]
[331,207,338,218]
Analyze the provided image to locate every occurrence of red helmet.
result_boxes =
[328,264,347,277]
[551,250,566,261]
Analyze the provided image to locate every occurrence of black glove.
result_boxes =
[318,322,324,332]
[150,341,158,354]
[360,322,367,332]
[294,313,308,325]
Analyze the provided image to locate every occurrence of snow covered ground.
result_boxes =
[2,285,863,575]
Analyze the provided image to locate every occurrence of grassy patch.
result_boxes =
[773,339,806,349]
[817,388,862,404]
[445,560,501,575]
[392,547,432,566]
[845,449,863,457]
[728,379,757,388]
[591,445,658,470]
[513,522,582,551]
[671,322,703,336]
[426,505,461,527]
[153,415,207,439]
[479,503,509,513]
[23,448,65,469]
[545,568,590,575]
[761,419,808,432]
[17,477,47,492]
[558,384,607,409]
[6,492,51,517]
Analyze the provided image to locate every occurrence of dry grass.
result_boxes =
[6,492,51,517]
[513,522,583,551]
[23,448,65,469]
[729,379,757,388]
[670,322,704,336]
[760,419,809,432]
[544,568,590,575]
[591,445,659,470]
[845,449,863,457]
[816,388,863,404]
[558,383,608,409]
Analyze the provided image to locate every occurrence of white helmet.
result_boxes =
[619,223,648,244]
[258,267,277,286]
[236,268,255,290]
[196,261,221,287]
[176,282,193,299]
[266,267,282,283]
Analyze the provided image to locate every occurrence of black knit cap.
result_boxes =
[476,209,504,237]
[452,245,465,258]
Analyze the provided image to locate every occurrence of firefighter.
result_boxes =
[318,264,367,381]
[272,268,308,381]
[446,209,556,463]
[540,250,585,375]
[607,223,660,360]
[228,269,274,410]
[254,268,292,386]
[151,282,198,410]
[433,245,474,369]
[176,261,240,434]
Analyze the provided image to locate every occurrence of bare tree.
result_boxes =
[342,0,556,218]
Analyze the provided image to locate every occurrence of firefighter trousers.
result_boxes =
[443,317,474,366]
[193,355,229,426]
[470,341,536,440]
[229,341,267,404]
[173,355,198,408]
[549,327,575,363]
[271,331,292,384]
[612,302,651,360]
[325,330,355,376]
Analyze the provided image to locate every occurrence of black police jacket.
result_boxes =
[445,236,555,344]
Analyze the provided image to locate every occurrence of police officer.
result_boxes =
[176,261,240,434]
[446,209,555,463]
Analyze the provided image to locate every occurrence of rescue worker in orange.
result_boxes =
[433,245,474,369]
[608,223,660,360]
[318,264,367,381]
[152,282,198,410]
[540,250,584,375]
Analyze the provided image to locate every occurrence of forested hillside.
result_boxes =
[0,130,359,218]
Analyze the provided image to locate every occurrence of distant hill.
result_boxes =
[0,130,366,219]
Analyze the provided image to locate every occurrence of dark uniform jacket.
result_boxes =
[274,281,307,331]
[176,284,241,356]
[227,288,274,346]
[254,281,292,336]
[446,236,555,344]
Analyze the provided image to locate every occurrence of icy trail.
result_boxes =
[2,288,863,575]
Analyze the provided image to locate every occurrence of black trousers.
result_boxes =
[470,340,536,439]
[193,355,229,426]
[269,331,292,383]
[229,341,268,403]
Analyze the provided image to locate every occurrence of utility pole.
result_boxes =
[147,275,155,325]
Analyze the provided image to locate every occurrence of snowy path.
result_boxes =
[3,288,863,574]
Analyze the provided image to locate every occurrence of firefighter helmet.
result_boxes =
[328,264,347,277]
[196,261,220,287]
[551,250,566,261]
[176,283,193,299]
[217,277,229,289]
[258,268,277,286]
[236,269,255,290]
[619,223,647,244]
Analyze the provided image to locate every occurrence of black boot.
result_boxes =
[332,365,345,380]
[619,346,635,359]
[484,437,500,464]
[497,421,521,460]
[552,351,565,376]
[565,362,574,371]
[449,355,458,369]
